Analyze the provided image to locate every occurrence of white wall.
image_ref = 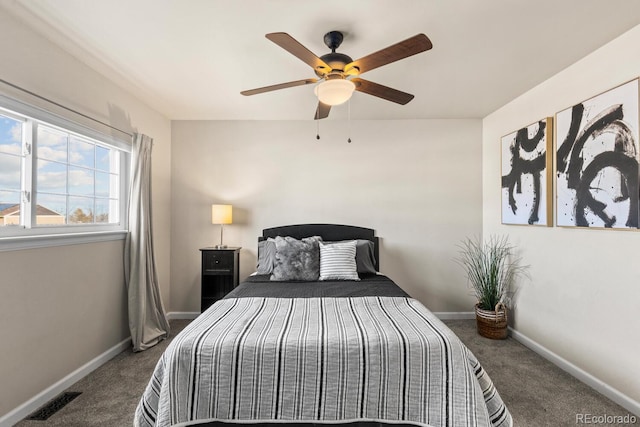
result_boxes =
[171,119,482,313]
[0,10,171,420]
[483,25,640,409]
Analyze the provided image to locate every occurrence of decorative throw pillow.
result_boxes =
[271,236,321,281]
[319,240,360,281]
[256,238,276,274]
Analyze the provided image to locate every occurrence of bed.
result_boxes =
[135,224,512,427]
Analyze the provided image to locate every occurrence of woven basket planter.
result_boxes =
[475,303,508,340]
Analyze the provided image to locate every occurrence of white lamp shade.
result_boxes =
[314,79,356,106]
[211,204,232,224]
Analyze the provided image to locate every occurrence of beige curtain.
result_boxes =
[124,133,170,352]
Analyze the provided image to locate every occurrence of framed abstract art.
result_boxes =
[555,79,639,229]
[501,118,553,226]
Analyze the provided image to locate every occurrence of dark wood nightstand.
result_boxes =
[199,247,241,312]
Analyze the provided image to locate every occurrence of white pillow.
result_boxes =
[319,240,360,281]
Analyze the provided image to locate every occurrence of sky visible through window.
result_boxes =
[0,115,23,210]
[36,125,118,224]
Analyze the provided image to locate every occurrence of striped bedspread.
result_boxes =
[135,297,512,427]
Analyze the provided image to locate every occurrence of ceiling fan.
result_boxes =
[241,31,433,120]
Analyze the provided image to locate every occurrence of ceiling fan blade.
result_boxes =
[314,102,331,120]
[266,32,332,74]
[345,34,432,75]
[241,78,318,96]
[351,78,414,105]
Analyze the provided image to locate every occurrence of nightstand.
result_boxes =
[199,247,241,312]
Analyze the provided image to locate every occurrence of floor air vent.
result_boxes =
[27,392,82,420]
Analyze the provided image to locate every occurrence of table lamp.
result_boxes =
[211,204,232,248]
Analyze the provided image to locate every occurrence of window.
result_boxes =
[0,97,129,243]
[36,125,121,226]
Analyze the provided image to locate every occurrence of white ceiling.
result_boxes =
[5,0,640,121]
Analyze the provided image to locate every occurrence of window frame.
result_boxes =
[0,94,130,249]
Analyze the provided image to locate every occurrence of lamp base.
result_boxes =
[214,244,228,249]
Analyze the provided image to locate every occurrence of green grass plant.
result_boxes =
[456,235,524,311]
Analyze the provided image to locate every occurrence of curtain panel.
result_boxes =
[125,133,170,352]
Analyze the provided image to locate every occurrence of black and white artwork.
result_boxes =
[501,118,553,226]
[556,79,639,229]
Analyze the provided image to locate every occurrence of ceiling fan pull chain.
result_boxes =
[347,98,352,143]
[315,84,322,140]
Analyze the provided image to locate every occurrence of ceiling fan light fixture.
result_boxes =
[314,79,355,106]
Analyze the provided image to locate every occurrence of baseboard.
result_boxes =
[167,311,200,320]
[509,327,640,417]
[434,311,475,320]
[0,336,131,427]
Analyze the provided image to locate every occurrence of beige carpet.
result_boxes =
[444,320,638,426]
[14,319,638,427]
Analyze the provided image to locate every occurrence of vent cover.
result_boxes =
[27,392,82,420]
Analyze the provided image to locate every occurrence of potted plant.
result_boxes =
[456,235,525,339]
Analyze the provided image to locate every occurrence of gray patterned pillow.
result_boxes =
[271,236,321,281]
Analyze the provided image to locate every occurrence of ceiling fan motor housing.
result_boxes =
[313,31,354,77]
[316,52,354,76]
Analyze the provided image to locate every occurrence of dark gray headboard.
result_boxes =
[260,224,380,271]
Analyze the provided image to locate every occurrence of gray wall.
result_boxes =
[0,10,171,419]
[170,119,483,313]
[483,24,640,409]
